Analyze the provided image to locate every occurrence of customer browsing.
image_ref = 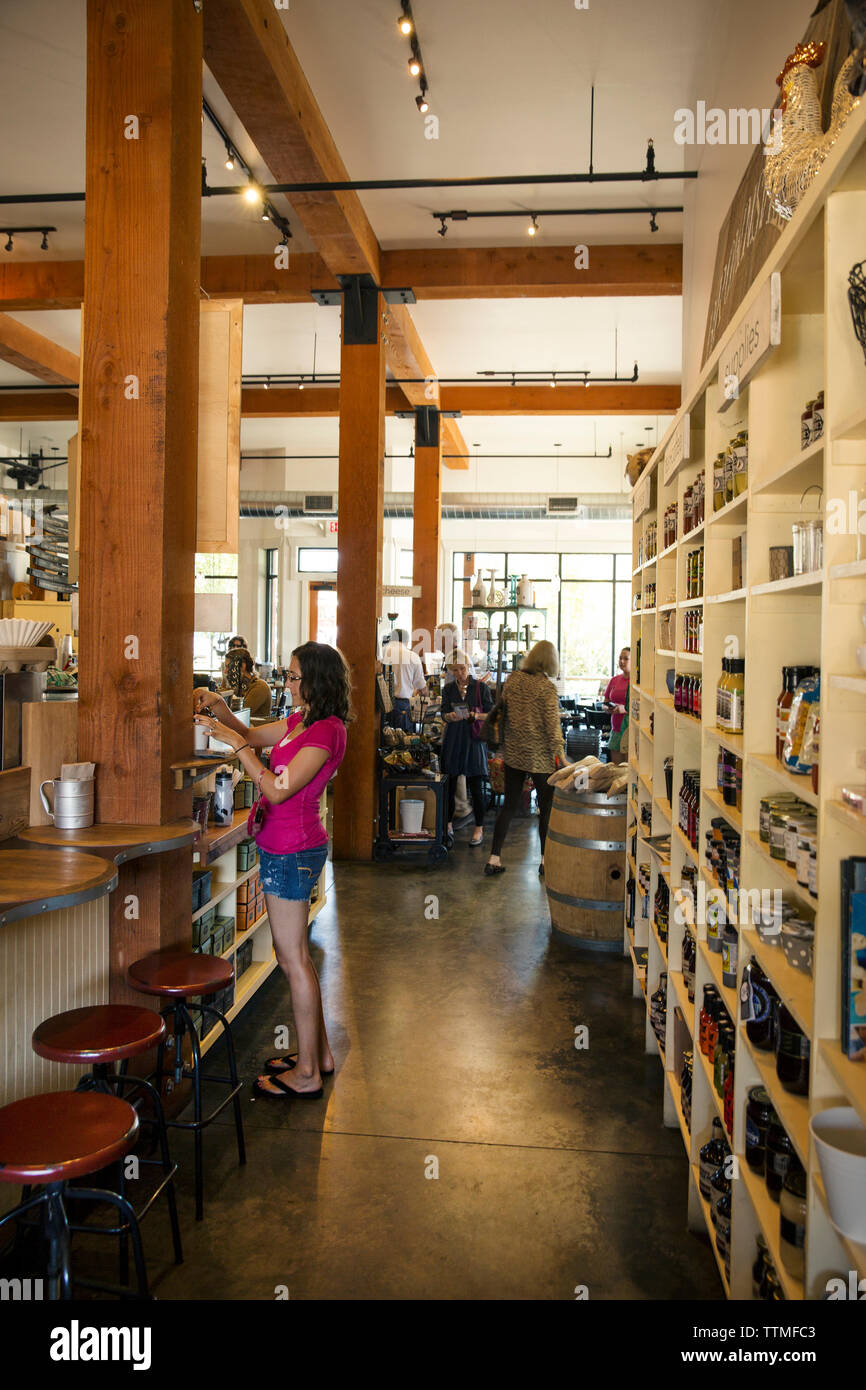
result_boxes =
[194,641,351,1099]
[381,628,428,730]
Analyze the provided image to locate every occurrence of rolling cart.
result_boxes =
[374,768,450,862]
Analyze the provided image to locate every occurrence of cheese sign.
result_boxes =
[717,271,781,412]
[634,474,652,521]
[662,414,691,486]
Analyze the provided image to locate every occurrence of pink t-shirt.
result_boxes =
[255,713,347,853]
[604,673,629,733]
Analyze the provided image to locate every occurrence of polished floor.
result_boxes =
[133,814,722,1302]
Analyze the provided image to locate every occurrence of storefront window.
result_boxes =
[194,552,238,676]
[263,548,279,665]
[298,547,338,573]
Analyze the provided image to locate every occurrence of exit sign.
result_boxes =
[329,520,338,533]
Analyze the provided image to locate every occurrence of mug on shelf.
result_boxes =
[39,777,95,830]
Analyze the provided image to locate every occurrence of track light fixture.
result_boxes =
[649,209,659,232]
[202,99,291,243]
[398,2,413,35]
[416,89,429,114]
[398,2,429,114]
[0,226,54,253]
[436,214,447,237]
[409,39,422,77]
[528,215,539,237]
[433,205,682,233]
[243,181,262,205]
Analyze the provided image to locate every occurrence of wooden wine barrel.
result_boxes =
[545,787,627,950]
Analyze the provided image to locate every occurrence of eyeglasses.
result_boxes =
[287,672,302,683]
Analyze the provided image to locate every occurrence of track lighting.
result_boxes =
[528,215,538,237]
[649,210,658,232]
[550,374,556,388]
[263,379,269,391]
[4,235,11,253]
[409,41,422,77]
[437,215,448,237]
[399,3,429,114]
[40,232,48,250]
[243,182,262,205]
[434,205,682,233]
[398,2,413,35]
[224,142,235,171]
[416,91,429,113]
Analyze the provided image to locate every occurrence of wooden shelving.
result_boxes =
[740,1163,803,1301]
[625,98,866,1302]
[689,1165,731,1297]
[670,968,692,1029]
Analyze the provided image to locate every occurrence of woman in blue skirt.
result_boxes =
[440,650,494,846]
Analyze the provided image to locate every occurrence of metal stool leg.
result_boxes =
[179,1002,205,1221]
[219,1008,246,1167]
[72,1187,150,1299]
[44,1186,72,1302]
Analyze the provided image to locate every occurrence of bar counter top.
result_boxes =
[16,819,197,865]
[0,848,117,926]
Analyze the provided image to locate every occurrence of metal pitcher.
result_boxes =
[39,778,95,829]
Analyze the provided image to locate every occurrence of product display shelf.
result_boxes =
[192,865,259,923]
[625,96,866,1302]
[638,770,653,797]
[739,926,812,1039]
[740,1027,811,1168]
[689,1164,731,1297]
[739,1163,804,1301]
[695,1037,727,1132]
[826,799,866,834]
[697,934,737,1017]
[628,933,648,998]
[748,753,818,807]
[744,830,817,911]
[666,1068,691,1156]
[650,916,668,965]
[818,1039,866,1129]
[670,968,692,1029]
[703,787,742,830]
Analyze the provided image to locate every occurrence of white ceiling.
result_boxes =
[0,0,698,495]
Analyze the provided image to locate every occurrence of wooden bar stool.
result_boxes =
[32,1004,183,1271]
[0,1091,149,1300]
[127,949,246,1221]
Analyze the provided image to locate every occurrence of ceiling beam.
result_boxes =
[202,0,380,280]
[0,243,683,310]
[0,382,680,424]
[0,313,79,385]
[381,244,683,299]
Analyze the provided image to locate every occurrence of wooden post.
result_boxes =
[333,286,386,862]
[411,409,442,656]
[78,0,202,995]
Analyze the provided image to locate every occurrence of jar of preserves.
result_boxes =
[776,1004,810,1095]
[709,1163,731,1225]
[745,1084,776,1173]
[699,1117,728,1199]
[779,1160,807,1279]
[765,1121,794,1201]
[743,958,779,1052]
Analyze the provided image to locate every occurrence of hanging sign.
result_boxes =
[382,584,421,598]
[662,414,691,486]
[716,271,781,413]
[634,474,652,521]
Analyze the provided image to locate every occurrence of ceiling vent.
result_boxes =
[546,495,580,516]
[302,493,336,515]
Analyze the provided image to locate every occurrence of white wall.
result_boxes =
[680,0,818,393]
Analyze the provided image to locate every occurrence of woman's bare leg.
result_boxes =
[256,894,332,1094]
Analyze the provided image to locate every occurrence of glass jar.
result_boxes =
[779,1160,807,1279]
[716,1191,732,1276]
[743,959,778,1052]
[721,926,738,988]
[769,809,789,861]
[765,1121,794,1201]
[709,1163,730,1225]
[776,1004,810,1095]
[745,1085,776,1173]
[699,1117,728,1199]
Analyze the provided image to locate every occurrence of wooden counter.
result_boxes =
[0,848,117,926]
[16,819,197,865]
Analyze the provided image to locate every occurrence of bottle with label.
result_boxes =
[728,659,745,734]
[699,1117,728,1199]
[713,453,725,512]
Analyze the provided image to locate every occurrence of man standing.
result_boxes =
[382,628,428,732]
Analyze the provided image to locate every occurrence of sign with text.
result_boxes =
[634,474,652,521]
[662,414,691,486]
[717,272,781,413]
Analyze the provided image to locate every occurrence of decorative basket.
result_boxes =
[848,260,866,365]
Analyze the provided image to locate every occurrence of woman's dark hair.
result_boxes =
[229,635,248,650]
[292,642,354,727]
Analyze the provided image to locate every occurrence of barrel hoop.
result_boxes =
[551,797,625,818]
[547,829,626,852]
[546,887,623,912]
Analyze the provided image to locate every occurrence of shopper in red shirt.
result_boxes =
[603,646,630,766]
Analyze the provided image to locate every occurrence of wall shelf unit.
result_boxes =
[623,99,866,1303]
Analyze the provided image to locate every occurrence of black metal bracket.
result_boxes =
[337,273,381,344]
[414,406,440,448]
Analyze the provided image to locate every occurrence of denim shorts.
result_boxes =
[258,846,329,902]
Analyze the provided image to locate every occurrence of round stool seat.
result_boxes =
[127,948,233,999]
[0,1091,139,1183]
[33,1005,166,1065]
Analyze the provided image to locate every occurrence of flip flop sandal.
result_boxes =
[265,1054,335,1077]
[483,863,506,876]
[253,1075,324,1100]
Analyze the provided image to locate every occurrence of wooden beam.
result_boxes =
[333,293,386,861]
[0,243,683,311]
[0,391,78,420]
[437,384,682,415]
[236,383,680,418]
[0,313,80,384]
[441,418,470,471]
[78,0,201,995]
[0,261,84,310]
[383,303,438,406]
[203,0,380,280]
[380,244,683,299]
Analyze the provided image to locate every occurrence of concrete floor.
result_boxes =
[135,815,723,1301]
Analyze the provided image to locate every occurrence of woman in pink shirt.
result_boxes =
[194,642,350,1099]
[603,646,630,766]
